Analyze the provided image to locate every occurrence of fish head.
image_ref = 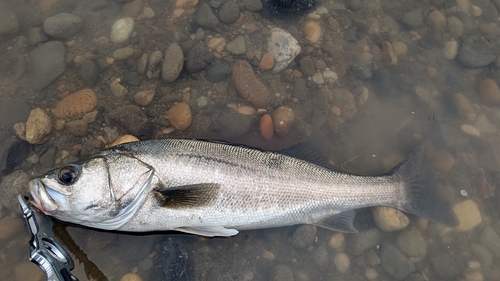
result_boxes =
[29,153,155,230]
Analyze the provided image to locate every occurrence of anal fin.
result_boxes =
[175,226,239,237]
[313,210,358,233]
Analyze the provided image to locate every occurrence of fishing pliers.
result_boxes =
[18,195,79,281]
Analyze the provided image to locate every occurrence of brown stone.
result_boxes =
[122,0,145,17]
[260,114,274,140]
[165,102,192,130]
[271,106,295,137]
[231,60,271,108]
[53,89,97,119]
[65,120,89,137]
[478,79,500,105]
[428,10,446,30]
[259,52,274,70]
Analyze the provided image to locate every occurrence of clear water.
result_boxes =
[0,0,499,280]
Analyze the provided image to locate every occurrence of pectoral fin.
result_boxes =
[314,210,358,233]
[155,183,221,208]
[175,226,239,237]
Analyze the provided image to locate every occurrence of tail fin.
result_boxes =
[390,145,458,227]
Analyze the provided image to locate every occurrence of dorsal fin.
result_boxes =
[277,142,335,170]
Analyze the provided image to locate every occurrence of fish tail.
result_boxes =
[391,145,458,227]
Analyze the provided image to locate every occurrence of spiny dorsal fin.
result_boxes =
[155,183,220,208]
[313,210,358,233]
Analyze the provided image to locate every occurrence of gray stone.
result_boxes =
[313,246,329,266]
[0,170,30,213]
[65,120,89,137]
[162,43,184,83]
[43,13,83,39]
[0,137,29,175]
[243,0,263,11]
[290,225,316,249]
[350,61,372,79]
[0,8,20,37]
[268,28,301,73]
[205,63,232,82]
[77,59,100,87]
[292,78,308,99]
[28,27,48,45]
[458,36,497,68]
[110,17,135,43]
[218,2,240,24]
[430,253,460,279]
[137,53,148,74]
[380,243,415,280]
[396,227,427,258]
[347,228,381,256]
[112,46,135,60]
[211,111,252,139]
[147,50,163,72]
[271,265,294,281]
[196,3,219,29]
[30,41,66,90]
[0,98,30,129]
[185,42,213,74]
[479,226,500,258]
[401,8,424,29]
[225,36,246,55]
[364,249,381,266]
[138,258,153,272]
[472,0,498,22]
[299,57,315,76]
[106,105,155,140]
[122,71,141,86]
[471,244,493,269]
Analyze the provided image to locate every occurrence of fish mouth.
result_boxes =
[29,179,61,212]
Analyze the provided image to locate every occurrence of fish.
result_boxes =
[29,139,458,237]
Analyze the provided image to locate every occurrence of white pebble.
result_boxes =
[110,17,135,43]
[460,124,480,137]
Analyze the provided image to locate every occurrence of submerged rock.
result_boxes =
[268,28,301,73]
[30,41,66,90]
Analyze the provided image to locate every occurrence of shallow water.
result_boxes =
[1,0,500,280]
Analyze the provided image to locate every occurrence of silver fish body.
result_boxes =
[29,139,457,237]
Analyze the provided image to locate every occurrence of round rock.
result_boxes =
[205,63,232,82]
[110,17,135,44]
[134,89,155,107]
[380,242,416,280]
[196,3,219,29]
[43,13,83,39]
[53,89,97,119]
[211,111,253,139]
[372,206,409,232]
[271,106,295,137]
[290,225,316,249]
[458,35,497,67]
[65,120,89,137]
[25,108,52,144]
[165,102,192,130]
[396,227,427,258]
[30,41,66,90]
[106,105,155,139]
[478,78,500,105]
[162,43,184,83]
[218,1,240,24]
[185,42,213,74]
[268,28,301,73]
[231,60,271,107]
[112,46,135,60]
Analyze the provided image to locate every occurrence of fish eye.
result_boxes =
[58,166,78,185]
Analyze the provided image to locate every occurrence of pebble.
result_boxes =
[380,243,416,279]
[122,0,144,17]
[268,28,301,73]
[0,216,24,239]
[211,111,253,139]
[120,273,142,281]
[471,244,492,269]
[272,106,295,137]
[364,249,381,266]
[396,227,427,258]
[137,53,148,74]
[110,17,135,44]
[334,253,350,274]
[162,43,184,83]
[236,105,256,115]
[77,59,100,87]
[290,225,316,249]
[107,105,155,139]
[65,120,88,137]
[478,78,500,105]
[30,41,66,90]
[197,96,208,108]
[479,226,500,258]
[196,3,219,29]
[217,1,240,24]
[0,137,30,174]
[43,13,82,39]
[372,206,409,232]
[109,134,139,147]
[53,89,97,118]
[166,102,192,130]
[447,16,464,38]
[175,0,198,9]
[110,79,129,98]
[381,41,397,66]
[243,0,263,11]
[427,10,446,30]
[143,6,155,18]
[452,199,482,231]
[231,60,271,108]
[260,114,274,140]
[0,8,20,36]
[401,8,424,29]
[430,253,460,279]
[328,233,345,252]
[29,27,48,45]
[304,20,322,43]
[262,250,275,261]
[426,66,437,77]
[365,268,378,280]
[259,52,274,70]
[443,40,458,60]
[465,271,484,281]
[81,139,103,156]
[458,35,497,67]
[147,50,163,77]
[134,89,155,107]
[205,63,232,82]
[225,36,246,55]
[347,228,381,256]
[271,265,293,281]
[461,124,480,137]
[15,262,44,281]
[391,41,407,58]
[185,42,213,74]
[25,108,52,144]
[431,149,455,174]
[112,46,135,60]
[208,37,225,50]
[0,170,30,212]
[299,57,315,76]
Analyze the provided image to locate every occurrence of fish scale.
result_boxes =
[29,139,457,237]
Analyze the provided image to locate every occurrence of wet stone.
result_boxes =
[334,252,350,274]
[0,137,29,174]
[268,28,301,73]
[205,63,232,82]
[147,50,163,74]
[107,105,155,140]
[0,8,20,36]
[243,0,263,12]
[380,243,415,279]
[453,199,482,231]
[271,265,294,281]
[110,17,135,44]
[53,89,97,119]
[134,89,155,107]
[231,60,271,107]
[458,36,497,68]
[25,108,52,145]
[347,228,381,256]
[211,111,253,139]
[39,146,56,168]
[217,1,240,24]
[43,13,82,39]
[137,53,148,75]
[396,227,427,258]
[401,8,424,29]
[313,246,329,266]
[122,71,141,86]
[196,3,219,29]
[113,46,135,60]
[479,226,500,258]
[66,120,89,137]
[225,36,246,55]
[372,206,409,232]
[30,41,66,90]
[299,57,315,76]
[290,225,316,249]
[162,43,184,83]
[77,59,100,87]
[430,253,460,279]
[122,0,144,17]
[0,170,30,213]
[81,138,103,156]
[473,0,498,21]
[166,102,192,131]
[28,27,48,45]
[185,42,213,74]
